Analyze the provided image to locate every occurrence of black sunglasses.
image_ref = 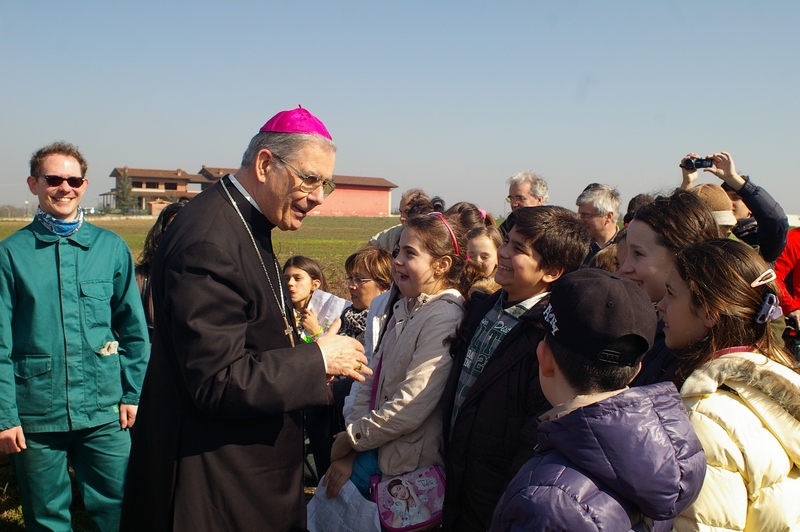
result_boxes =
[34,174,86,188]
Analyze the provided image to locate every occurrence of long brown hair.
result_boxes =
[633,189,723,253]
[282,255,329,292]
[404,213,470,296]
[674,239,798,381]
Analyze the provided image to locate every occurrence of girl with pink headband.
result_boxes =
[309,211,472,530]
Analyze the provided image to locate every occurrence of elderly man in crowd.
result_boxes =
[500,171,548,235]
[506,171,548,210]
[576,183,621,265]
[0,142,149,531]
[121,107,371,532]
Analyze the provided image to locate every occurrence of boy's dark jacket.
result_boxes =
[491,382,706,532]
[442,289,551,532]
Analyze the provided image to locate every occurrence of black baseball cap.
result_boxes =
[542,269,657,366]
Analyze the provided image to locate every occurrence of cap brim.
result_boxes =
[712,211,738,227]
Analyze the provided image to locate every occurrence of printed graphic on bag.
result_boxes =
[375,466,445,532]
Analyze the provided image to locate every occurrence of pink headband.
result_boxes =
[260,106,332,140]
[428,212,459,255]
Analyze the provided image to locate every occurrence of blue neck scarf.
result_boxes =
[37,207,84,237]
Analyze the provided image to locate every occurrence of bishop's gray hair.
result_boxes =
[241,132,336,167]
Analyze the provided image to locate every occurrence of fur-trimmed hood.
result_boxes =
[681,351,800,464]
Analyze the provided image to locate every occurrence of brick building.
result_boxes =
[102,165,397,216]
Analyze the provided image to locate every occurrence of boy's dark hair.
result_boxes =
[623,193,655,225]
[511,206,590,274]
[547,334,642,394]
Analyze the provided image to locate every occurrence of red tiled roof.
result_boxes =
[110,167,204,182]
[110,166,396,189]
[198,166,237,180]
[331,175,396,189]
[100,189,199,198]
[196,167,396,189]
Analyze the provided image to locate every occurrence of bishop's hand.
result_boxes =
[316,319,371,382]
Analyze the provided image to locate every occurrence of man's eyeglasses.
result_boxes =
[34,174,86,188]
[273,154,335,198]
[506,195,531,203]
[345,276,374,286]
[579,212,603,220]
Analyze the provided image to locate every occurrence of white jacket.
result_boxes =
[346,289,465,476]
[342,288,394,421]
[674,351,800,531]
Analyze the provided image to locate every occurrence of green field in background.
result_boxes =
[0,216,397,298]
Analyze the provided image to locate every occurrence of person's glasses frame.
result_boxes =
[578,212,604,220]
[272,154,336,198]
[345,276,374,286]
[34,174,86,188]
[506,195,533,203]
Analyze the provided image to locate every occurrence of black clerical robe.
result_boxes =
[122,177,329,531]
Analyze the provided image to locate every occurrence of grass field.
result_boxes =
[0,215,397,299]
[0,214,396,528]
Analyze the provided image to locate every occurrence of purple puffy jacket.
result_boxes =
[491,382,706,532]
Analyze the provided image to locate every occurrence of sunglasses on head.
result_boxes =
[34,174,86,188]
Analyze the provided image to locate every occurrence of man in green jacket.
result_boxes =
[0,142,149,531]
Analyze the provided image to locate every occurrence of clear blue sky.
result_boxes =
[2,1,798,217]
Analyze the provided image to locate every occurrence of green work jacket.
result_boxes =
[0,218,149,433]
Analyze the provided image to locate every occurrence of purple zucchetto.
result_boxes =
[259,106,332,140]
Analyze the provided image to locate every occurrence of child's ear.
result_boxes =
[433,256,453,277]
[698,305,719,329]
[311,278,322,291]
[628,361,643,385]
[537,341,556,377]
[541,267,565,284]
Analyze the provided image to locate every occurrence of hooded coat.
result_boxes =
[492,382,706,532]
[674,351,800,531]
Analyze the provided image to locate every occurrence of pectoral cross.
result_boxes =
[283,317,295,347]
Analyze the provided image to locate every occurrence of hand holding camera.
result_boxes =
[679,156,714,171]
[704,151,746,192]
[679,151,746,192]
[679,153,706,189]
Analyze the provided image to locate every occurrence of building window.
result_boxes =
[165,182,178,190]
[146,182,159,189]
[132,181,142,188]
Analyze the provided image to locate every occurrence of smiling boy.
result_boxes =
[441,206,590,532]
